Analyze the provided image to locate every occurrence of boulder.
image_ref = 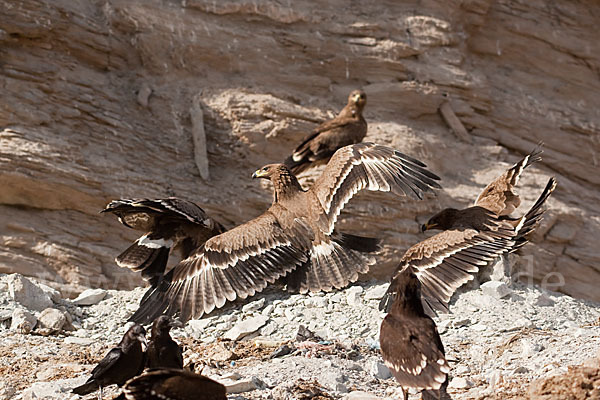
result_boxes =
[6,274,53,311]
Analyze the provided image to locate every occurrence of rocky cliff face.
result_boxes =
[1,0,598,300]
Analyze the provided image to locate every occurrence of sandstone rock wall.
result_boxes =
[1,0,598,300]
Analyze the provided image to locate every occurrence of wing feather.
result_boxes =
[130,213,312,322]
[310,143,441,234]
[381,227,517,314]
[475,147,542,215]
[380,315,448,390]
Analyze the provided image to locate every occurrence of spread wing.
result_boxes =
[475,147,542,216]
[310,142,442,234]
[102,197,220,230]
[380,227,517,315]
[379,314,449,390]
[102,198,225,285]
[129,211,313,323]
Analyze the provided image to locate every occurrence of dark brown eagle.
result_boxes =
[146,316,184,370]
[73,324,147,398]
[380,148,556,315]
[113,369,226,400]
[379,269,450,400]
[283,89,367,174]
[130,142,441,323]
[102,198,225,286]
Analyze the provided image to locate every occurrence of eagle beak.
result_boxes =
[252,169,265,179]
[421,223,438,232]
[169,319,184,328]
[137,335,148,351]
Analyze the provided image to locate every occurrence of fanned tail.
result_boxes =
[285,233,380,293]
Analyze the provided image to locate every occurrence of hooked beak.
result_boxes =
[137,334,148,351]
[421,222,438,232]
[252,169,266,179]
[169,319,184,329]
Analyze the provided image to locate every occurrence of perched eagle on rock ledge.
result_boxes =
[283,89,367,174]
[130,142,441,323]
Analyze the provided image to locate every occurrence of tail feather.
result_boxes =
[72,380,98,396]
[332,232,381,253]
[509,144,543,186]
[512,177,556,251]
[129,270,174,324]
[285,236,376,294]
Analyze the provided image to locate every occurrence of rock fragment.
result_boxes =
[64,337,95,346]
[346,286,363,306]
[535,293,555,307]
[37,308,67,335]
[222,376,263,394]
[72,288,107,306]
[364,285,388,300]
[224,315,269,341]
[448,376,473,389]
[10,309,37,334]
[369,360,392,380]
[242,297,265,313]
[344,391,385,400]
[187,318,212,338]
[481,281,512,299]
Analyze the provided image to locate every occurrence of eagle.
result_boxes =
[146,316,184,370]
[72,324,147,399]
[130,142,441,323]
[283,89,367,174]
[379,269,450,400]
[113,369,226,400]
[380,147,556,315]
[102,198,225,287]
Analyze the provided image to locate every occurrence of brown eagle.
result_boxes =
[72,324,147,398]
[380,147,556,315]
[379,269,450,400]
[130,142,441,323]
[113,369,226,400]
[102,198,225,286]
[284,89,367,174]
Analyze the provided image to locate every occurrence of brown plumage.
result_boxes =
[73,324,147,399]
[473,146,542,216]
[146,316,184,370]
[380,148,557,315]
[284,89,367,174]
[102,198,225,286]
[116,369,226,400]
[130,142,441,323]
[379,269,450,400]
